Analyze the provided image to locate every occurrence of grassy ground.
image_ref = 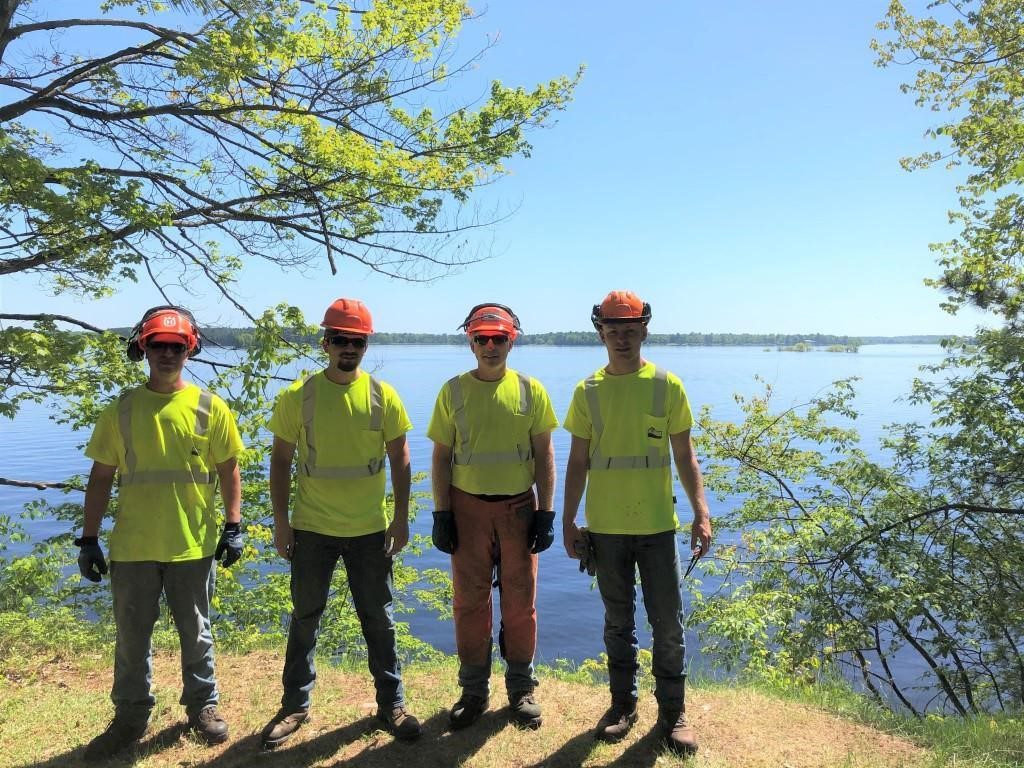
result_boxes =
[0,649,947,768]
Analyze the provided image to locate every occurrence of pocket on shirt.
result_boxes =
[643,415,668,445]
[188,433,213,477]
[512,414,534,458]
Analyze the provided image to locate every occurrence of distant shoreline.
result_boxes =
[108,328,963,348]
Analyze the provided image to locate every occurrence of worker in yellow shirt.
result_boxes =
[259,298,421,749]
[562,290,712,756]
[75,306,245,761]
[428,303,557,731]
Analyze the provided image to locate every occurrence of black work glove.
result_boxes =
[214,522,244,568]
[528,510,556,554]
[432,510,457,554]
[74,535,108,583]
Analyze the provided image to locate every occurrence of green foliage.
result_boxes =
[693,378,1024,716]
[0,0,579,420]
[875,0,1024,324]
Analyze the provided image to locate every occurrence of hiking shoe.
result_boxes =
[595,698,638,742]
[188,704,229,745]
[449,693,488,730]
[260,708,310,750]
[83,718,148,761]
[376,705,423,741]
[659,707,698,756]
[508,690,542,729]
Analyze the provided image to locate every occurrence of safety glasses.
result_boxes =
[146,341,188,355]
[473,334,509,346]
[327,335,367,349]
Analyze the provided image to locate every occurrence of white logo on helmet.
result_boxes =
[162,315,177,327]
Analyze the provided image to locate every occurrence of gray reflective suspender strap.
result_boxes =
[449,372,535,466]
[586,366,672,470]
[118,389,218,486]
[299,373,386,479]
[195,389,212,436]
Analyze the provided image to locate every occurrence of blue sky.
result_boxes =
[1,1,988,335]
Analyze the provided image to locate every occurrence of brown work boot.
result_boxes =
[83,718,148,761]
[659,706,698,756]
[508,689,543,729]
[260,708,310,750]
[594,698,638,742]
[449,692,489,730]
[376,705,423,741]
[189,704,229,744]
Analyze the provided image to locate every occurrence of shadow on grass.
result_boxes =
[194,709,510,768]
[522,728,600,768]
[18,708,682,768]
[518,725,678,768]
[18,720,202,768]
[616,724,687,767]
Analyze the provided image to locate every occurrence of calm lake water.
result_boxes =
[0,344,944,685]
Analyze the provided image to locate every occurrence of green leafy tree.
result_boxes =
[693,381,1024,715]
[0,0,572,660]
[0,0,579,418]
[875,0,1024,324]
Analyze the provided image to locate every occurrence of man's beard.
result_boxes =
[335,359,358,372]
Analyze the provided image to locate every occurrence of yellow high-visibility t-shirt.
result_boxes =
[563,361,693,534]
[85,384,244,562]
[269,371,412,537]
[427,368,557,495]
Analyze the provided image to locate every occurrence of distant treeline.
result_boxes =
[133,328,957,348]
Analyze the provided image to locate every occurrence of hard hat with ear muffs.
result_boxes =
[591,290,652,330]
[458,303,522,341]
[126,306,202,361]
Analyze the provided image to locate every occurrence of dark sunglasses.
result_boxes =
[473,334,509,346]
[147,341,188,354]
[326,335,367,349]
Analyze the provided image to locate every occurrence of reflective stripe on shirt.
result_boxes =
[449,371,534,466]
[299,373,386,479]
[585,366,671,470]
[118,389,217,485]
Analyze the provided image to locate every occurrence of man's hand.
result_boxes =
[528,510,556,554]
[690,516,712,558]
[563,520,583,559]
[274,520,295,561]
[215,522,244,568]
[432,510,457,554]
[385,518,409,556]
[74,536,108,582]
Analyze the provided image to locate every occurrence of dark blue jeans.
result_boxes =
[591,530,686,710]
[282,529,404,711]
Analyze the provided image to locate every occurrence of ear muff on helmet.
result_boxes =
[458,302,522,341]
[591,291,652,330]
[126,305,202,361]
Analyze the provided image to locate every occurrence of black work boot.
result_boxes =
[594,697,638,742]
[260,708,310,750]
[189,704,229,744]
[376,705,423,741]
[658,706,698,755]
[83,718,148,761]
[508,689,543,729]
[449,692,489,730]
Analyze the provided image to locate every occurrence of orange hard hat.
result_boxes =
[459,303,521,340]
[321,298,373,335]
[139,308,199,350]
[591,290,652,329]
